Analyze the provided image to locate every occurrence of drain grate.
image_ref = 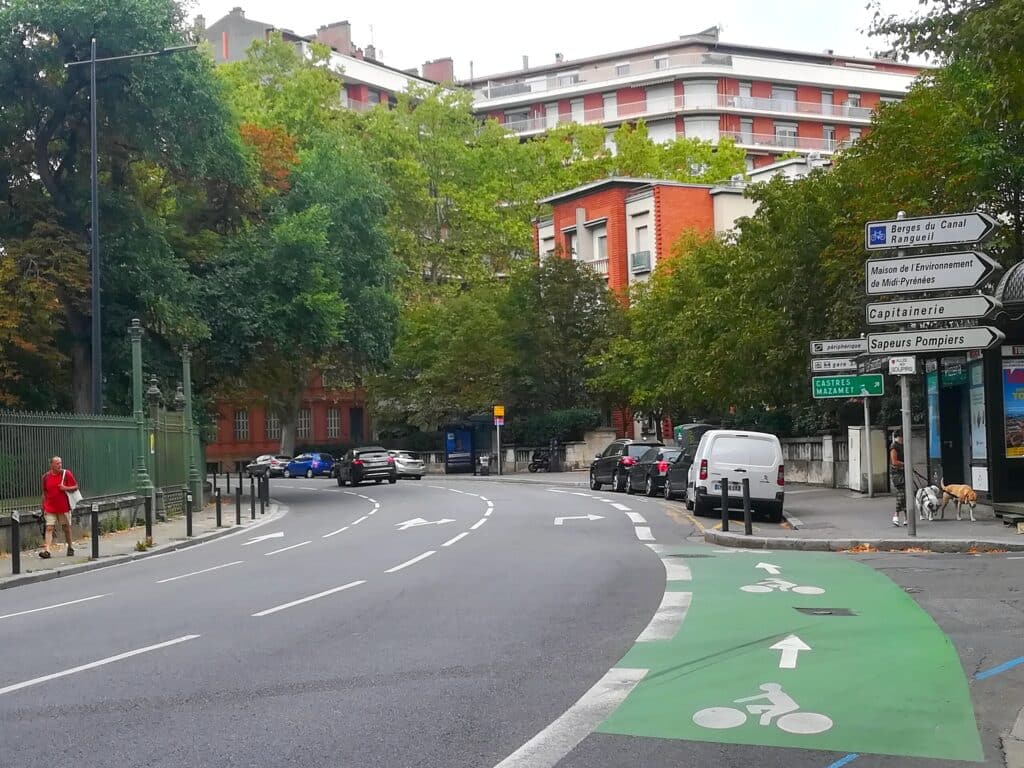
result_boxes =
[794,607,856,617]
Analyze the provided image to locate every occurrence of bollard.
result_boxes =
[720,476,730,533]
[227,470,231,493]
[250,476,256,520]
[186,492,193,537]
[212,470,218,495]
[263,473,270,503]
[91,502,100,560]
[742,478,753,536]
[10,511,21,575]
[235,485,242,525]
[145,495,153,542]
[215,488,222,528]
[259,476,266,516]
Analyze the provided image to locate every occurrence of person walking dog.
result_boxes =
[889,432,906,527]
[39,456,80,558]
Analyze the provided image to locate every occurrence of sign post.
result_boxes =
[494,405,505,476]
[895,213,917,536]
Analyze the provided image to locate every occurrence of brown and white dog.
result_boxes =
[940,481,978,522]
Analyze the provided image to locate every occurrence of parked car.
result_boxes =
[686,430,785,522]
[388,450,425,480]
[335,446,397,487]
[627,446,682,497]
[245,454,292,478]
[663,424,715,501]
[590,438,664,492]
[283,453,334,478]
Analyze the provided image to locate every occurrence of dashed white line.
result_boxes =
[156,561,243,584]
[0,594,108,621]
[626,512,647,524]
[443,532,469,547]
[547,489,569,494]
[386,551,436,573]
[486,501,494,508]
[252,581,365,617]
[352,515,368,525]
[596,498,613,503]
[636,591,692,642]
[450,489,465,494]
[634,526,655,542]
[571,492,591,497]
[322,526,349,538]
[0,635,201,696]
[484,509,492,517]
[471,518,488,530]
[661,557,693,581]
[265,541,311,556]
[611,502,631,511]
[479,496,490,502]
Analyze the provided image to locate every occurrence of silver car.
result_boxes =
[389,450,425,480]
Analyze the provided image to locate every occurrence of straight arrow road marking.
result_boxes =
[554,514,604,526]
[241,532,284,546]
[756,562,782,575]
[771,634,811,668]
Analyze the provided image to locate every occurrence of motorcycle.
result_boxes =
[527,449,550,473]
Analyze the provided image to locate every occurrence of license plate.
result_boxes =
[713,482,743,493]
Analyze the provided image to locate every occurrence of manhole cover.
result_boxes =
[794,607,856,616]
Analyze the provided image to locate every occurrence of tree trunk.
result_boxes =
[277,390,304,456]
[70,336,91,414]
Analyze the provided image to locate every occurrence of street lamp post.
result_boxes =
[65,41,198,414]
[146,376,162,517]
[181,346,203,505]
[128,320,154,500]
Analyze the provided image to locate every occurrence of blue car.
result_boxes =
[283,453,335,478]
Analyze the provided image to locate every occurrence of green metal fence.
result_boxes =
[0,411,137,515]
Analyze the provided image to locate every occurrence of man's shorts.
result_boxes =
[44,512,70,527]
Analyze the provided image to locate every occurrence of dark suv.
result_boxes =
[590,438,664,492]
[335,446,398,487]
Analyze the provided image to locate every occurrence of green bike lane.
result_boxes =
[597,546,984,763]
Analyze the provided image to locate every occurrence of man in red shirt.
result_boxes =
[40,456,78,558]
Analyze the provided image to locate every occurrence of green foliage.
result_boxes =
[504,409,603,446]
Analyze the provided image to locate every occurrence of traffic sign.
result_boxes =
[865,251,1002,295]
[493,405,505,418]
[494,416,504,426]
[810,338,868,356]
[812,375,884,399]
[889,356,917,375]
[866,294,1002,325]
[865,211,998,250]
[811,357,857,373]
[867,326,1004,355]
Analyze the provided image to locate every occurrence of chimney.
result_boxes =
[365,43,377,60]
[316,20,353,55]
[422,57,455,82]
[522,54,529,70]
[230,6,244,17]
[555,52,564,63]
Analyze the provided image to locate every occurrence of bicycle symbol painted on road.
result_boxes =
[740,577,825,595]
[693,683,833,735]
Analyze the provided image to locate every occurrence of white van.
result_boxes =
[686,430,785,522]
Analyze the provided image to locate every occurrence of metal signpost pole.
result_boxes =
[895,212,917,537]
[864,396,874,498]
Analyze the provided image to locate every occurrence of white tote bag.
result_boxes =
[63,469,83,510]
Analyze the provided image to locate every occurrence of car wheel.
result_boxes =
[625,476,636,495]
[414,476,422,481]
[389,475,397,485]
[283,469,291,478]
[589,470,602,491]
[305,469,314,479]
[685,494,695,511]
[767,504,784,524]
[336,475,344,487]
[693,495,711,517]
[646,476,656,497]
[664,479,673,500]
[613,471,626,493]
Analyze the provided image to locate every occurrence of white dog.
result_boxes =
[915,485,943,522]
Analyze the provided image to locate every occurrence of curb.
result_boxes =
[1003,705,1024,768]
[0,502,288,590]
[704,529,1024,553]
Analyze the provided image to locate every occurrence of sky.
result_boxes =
[187,0,926,79]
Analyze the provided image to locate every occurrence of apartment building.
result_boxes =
[469,26,920,169]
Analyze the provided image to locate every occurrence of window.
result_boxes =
[771,85,796,110]
[683,116,719,141]
[566,232,578,260]
[570,98,584,123]
[635,225,650,253]
[545,103,558,129]
[265,412,281,440]
[234,409,249,441]
[849,127,862,142]
[821,90,834,113]
[555,72,579,88]
[740,118,753,143]
[774,121,798,147]
[822,125,836,148]
[593,226,607,262]
[684,80,717,109]
[505,109,529,129]
[846,92,861,107]
[615,62,630,76]
[654,56,669,70]
[603,93,617,119]
[327,408,340,439]
[880,96,901,106]
[297,408,311,439]
[739,82,752,99]
[646,84,674,113]
[367,90,380,105]
[541,236,555,260]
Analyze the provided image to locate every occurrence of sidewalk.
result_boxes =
[0,496,286,589]
[708,484,1024,552]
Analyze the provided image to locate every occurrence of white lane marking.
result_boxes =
[264,541,311,556]
[343,491,359,496]
[358,494,369,500]
[0,635,200,696]
[386,551,436,573]
[322,526,349,538]
[597,498,614,503]
[241,531,284,546]
[662,558,693,581]
[428,485,446,489]
[492,667,647,768]
[487,501,494,508]
[484,509,492,517]
[1009,556,1024,560]
[479,496,490,502]
[156,561,243,584]
[547,489,569,494]
[0,594,108,621]
[471,518,488,530]
[443,532,469,547]
[636,591,692,642]
[352,515,369,525]
[611,503,631,511]
[645,543,666,555]
[252,581,365,617]
[626,512,647,524]
[297,486,319,490]
[450,489,465,494]
[634,526,655,541]
[571,492,591,497]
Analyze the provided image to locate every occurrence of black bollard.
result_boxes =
[259,476,266,516]
[235,486,242,526]
[742,478,753,536]
[145,495,153,541]
[186,492,194,537]
[250,476,256,520]
[10,511,20,575]
[215,488,222,528]
[720,477,730,533]
[90,503,100,560]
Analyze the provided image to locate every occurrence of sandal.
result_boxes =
[38,551,52,559]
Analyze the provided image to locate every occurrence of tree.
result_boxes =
[608,122,747,183]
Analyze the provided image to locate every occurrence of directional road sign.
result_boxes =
[889,356,917,375]
[865,211,998,251]
[867,326,1005,355]
[811,357,857,373]
[866,294,1002,325]
[810,338,868,356]
[812,374,884,399]
[865,251,1002,296]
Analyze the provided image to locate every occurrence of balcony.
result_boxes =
[719,93,872,120]
[721,130,847,153]
[630,251,652,274]
[583,258,609,276]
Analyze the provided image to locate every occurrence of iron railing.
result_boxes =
[630,250,652,274]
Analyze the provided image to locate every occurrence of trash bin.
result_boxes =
[478,454,491,476]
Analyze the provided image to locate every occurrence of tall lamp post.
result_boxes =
[65,40,197,414]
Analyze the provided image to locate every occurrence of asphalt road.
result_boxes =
[0,478,1019,768]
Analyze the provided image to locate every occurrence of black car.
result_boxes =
[245,454,292,478]
[334,446,397,487]
[627,446,682,497]
[590,438,664,492]
[663,424,714,501]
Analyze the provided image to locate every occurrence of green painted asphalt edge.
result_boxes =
[0,502,288,590]
[706,529,1024,553]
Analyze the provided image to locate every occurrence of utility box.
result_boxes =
[847,426,888,493]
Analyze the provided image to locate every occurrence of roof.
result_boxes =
[995,260,1024,308]
[537,177,694,205]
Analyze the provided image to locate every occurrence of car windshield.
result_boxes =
[627,444,661,458]
[637,447,660,462]
[662,449,682,462]
[276,455,292,461]
[356,447,388,458]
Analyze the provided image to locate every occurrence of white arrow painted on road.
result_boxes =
[755,562,782,575]
[395,518,455,531]
[241,532,284,546]
[554,514,603,526]
[771,634,811,669]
